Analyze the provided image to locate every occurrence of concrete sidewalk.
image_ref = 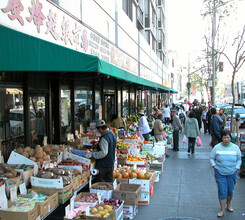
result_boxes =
[134,131,245,220]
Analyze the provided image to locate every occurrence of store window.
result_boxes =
[61,89,71,143]
[130,90,136,116]
[95,90,102,121]
[122,90,128,117]
[147,92,152,115]
[75,89,92,133]
[0,88,24,161]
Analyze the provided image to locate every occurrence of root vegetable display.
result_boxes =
[91,183,113,190]
[77,194,98,203]
[0,163,19,178]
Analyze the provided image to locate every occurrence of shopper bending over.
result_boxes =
[85,120,117,182]
[210,130,241,218]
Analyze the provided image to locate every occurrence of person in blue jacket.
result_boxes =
[210,130,241,218]
[210,107,223,148]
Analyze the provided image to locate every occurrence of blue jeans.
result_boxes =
[215,169,237,200]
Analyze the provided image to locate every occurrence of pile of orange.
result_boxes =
[127,155,145,162]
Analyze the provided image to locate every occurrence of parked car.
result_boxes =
[9,109,36,137]
[224,106,245,127]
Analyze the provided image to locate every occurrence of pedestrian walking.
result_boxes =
[178,105,186,126]
[219,108,227,130]
[163,104,171,125]
[194,103,203,130]
[209,130,241,218]
[171,110,182,151]
[206,106,212,134]
[184,111,200,154]
[154,113,165,142]
[201,106,209,134]
[85,120,117,182]
[187,105,194,117]
[138,109,151,141]
[210,107,223,148]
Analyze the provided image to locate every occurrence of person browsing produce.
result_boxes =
[137,109,151,141]
[85,120,117,182]
[209,130,241,218]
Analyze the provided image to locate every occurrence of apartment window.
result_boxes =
[172,59,175,68]
[123,0,133,21]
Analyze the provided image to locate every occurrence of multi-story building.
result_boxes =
[0,0,176,158]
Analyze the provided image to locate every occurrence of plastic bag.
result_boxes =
[162,131,166,139]
[197,136,202,147]
[182,135,188,144]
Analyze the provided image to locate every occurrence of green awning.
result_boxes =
[0,25,177,93]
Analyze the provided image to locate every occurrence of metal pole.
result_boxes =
[212,0,216,106]
[188,54,190,102]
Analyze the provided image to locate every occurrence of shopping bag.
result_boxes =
[182,135,188,144]
[162,131,166,139]
[197,136,202,147]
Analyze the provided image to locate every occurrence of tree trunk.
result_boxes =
[230,70,236,133]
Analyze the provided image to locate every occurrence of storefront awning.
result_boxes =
[0,25,177,94]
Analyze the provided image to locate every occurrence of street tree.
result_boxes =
[217,26,245,132]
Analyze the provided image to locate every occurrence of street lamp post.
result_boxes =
[211,0,216,106]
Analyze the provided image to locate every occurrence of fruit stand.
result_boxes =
[0,125,167,220]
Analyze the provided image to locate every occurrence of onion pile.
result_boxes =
[101,198,123,210]
[77,194,98,203]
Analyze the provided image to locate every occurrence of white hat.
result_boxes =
[96,120,106,128]
[138,109,144,115]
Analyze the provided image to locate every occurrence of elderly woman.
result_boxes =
[154,113,165,142]
[210,130,241,218]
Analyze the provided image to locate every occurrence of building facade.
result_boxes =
[0,0,175,160]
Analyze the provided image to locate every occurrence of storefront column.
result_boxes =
[52,78,61,144]
[100,78,104,120]
[115,79,118,115]
[92,82,96,120]
[23,73,30,146]
[120,87,123,117]
[71,81,75,136]
[128,86,131,116]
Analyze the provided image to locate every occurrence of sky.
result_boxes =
[166,0,245,60]
[166,0,204,55]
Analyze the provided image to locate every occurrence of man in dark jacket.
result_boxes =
[85,120,117,182]
[210,108,223,148]
[194,103,203,130]
[171,110,182,151]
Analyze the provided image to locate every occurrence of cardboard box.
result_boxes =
[74,192,100,208]
[0,203,39,220]
[115,178,129,185]
[113,183,141,206]
[128,173,154,193]
[4,174,22,196]
[138,192,150,205]
[31,176,64,188]
[86,204,115,220]
[25,189,58,219]
[115,201,124,220]
[149,162,163,172]
[64,150,91,167]
[15,168,34,187]
[123,204,138,219]
[32,182,73,204]
[90,182,113,199]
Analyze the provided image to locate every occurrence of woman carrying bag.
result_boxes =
[184,111,200,154]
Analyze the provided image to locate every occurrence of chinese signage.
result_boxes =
[0,0,139,75]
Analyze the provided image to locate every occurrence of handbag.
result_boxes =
[197,136,202,147]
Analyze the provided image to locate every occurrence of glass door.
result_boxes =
[104,94,115,122]
[29,95,47,146]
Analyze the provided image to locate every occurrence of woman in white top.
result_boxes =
[138,109,151,141]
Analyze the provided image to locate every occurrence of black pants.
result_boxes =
[188,137,196,153]
[142,133,150,141]
[173,130,179,151]
[37,135,44,146]
[165,118,170,125]
[95,166,113,182]
[202,120,207,134]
